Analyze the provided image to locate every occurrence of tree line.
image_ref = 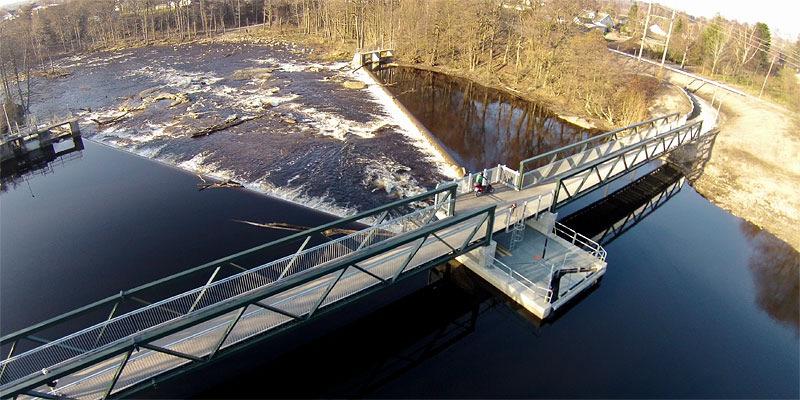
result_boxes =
[3,0,797,133]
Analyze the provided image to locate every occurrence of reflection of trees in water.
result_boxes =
[741,221,800,333]
[376,67,591,171]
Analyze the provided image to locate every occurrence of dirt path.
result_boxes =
[659,70,800,250]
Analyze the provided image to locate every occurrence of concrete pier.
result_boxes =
[1,119,80,164]
[457,212,606,319]
[351,48,395,70]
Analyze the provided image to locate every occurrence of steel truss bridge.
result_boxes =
[1,95,717,399]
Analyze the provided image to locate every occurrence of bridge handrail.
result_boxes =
[517,113,679,176]
[1,205,496,397]
[0,201,458,388]
[551,120,704,209]
[517,113,683,189]
[490,257,553,303]
[0,183,458,347]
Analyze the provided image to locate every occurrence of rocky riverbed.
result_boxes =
[30,41,455,215]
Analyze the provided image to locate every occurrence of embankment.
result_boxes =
[659,69,800,250]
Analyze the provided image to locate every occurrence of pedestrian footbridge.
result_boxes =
[0,95,718,399]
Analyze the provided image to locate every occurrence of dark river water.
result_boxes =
[1,44,798,398]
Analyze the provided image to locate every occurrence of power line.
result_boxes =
[703,23,800,69]
[704,22,800,66]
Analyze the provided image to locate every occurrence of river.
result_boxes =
[1,45,797,398]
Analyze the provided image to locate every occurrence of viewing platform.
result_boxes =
[457,212,606,319]
[351,48,395,70]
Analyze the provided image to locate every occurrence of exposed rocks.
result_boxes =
[189,113,265,138]
[342,81,367,90]
[91,111,130,126]
[153,92,190,107]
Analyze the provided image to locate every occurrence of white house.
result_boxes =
[574,10,616,33]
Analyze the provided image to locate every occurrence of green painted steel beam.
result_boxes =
[0,183,458,346]
[518,112,680,171]
[551,121,702,210]
[112,237,491,399]
[0,205,491,398]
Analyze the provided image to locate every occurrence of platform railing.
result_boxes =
[451,164,519,195]
[549,249,603,304]
[498,191,553,232]
[490,258,553,303]
[553,222,607,261]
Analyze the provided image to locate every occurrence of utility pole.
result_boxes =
[660,9,676,67]
[2,103,11,135]
[759,54,778,97]
[638,2,652,60]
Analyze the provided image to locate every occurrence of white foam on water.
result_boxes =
[92,136,356,218]
[123,66,224,94]
[353,69,461,179]
[246,178,358,217]
[88,117,181,145]
[135,143,169,158]
[248,57,279,65]
[362,157,427,199]
[285,105,387,140]
[277,62,312,72]
[233,93,299,113]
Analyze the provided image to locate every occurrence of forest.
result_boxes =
[1,0,798,133]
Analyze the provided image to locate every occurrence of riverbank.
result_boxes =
[651,69,800,251]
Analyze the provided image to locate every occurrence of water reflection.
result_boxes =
[741,222,800,333]
[1,136,84,193]
[561,163,686,245]
[374,67,592,172]
[666,128,718,183]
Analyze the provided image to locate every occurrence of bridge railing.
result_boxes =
[0,200,453,389]
[517,113,683,189]
[0,184,459,393]
[1,203,496,399]
[550,120,703,210]
[449,113,684,195]
[450,164,520,195]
